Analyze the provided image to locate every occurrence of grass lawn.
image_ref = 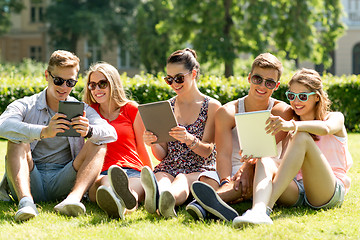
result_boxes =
[0,134,359,240]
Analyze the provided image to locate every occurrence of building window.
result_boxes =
[85,45,102,69]
[353,43,360,75]
[29,46,42,61]
[348,0,360,22]
[117,45,139,69]
[31,7,36,22]
[30,0,44,23]
[118,46,130,69]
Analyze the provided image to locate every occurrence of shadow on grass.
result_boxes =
[0,201,17,222]
[271,205,318,220]
[0,197,320,229]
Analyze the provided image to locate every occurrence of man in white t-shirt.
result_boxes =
[186,53,293,221]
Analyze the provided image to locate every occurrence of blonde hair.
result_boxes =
[289,68,331,120]
[251,53,283,81]
[47,50,80,72]
[83,62,130,108]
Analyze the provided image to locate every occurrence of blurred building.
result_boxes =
[297,0,360,75]
[0,0,139,75]
[0,0,359,75]
[334,0,360,75]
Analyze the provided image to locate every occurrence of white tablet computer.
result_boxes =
[234,110,277,158]
[138,100,178,143]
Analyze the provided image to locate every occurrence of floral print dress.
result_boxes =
[154,96,216,177]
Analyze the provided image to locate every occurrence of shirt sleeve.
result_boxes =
[0,100,43,143]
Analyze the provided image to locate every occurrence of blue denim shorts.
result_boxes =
[292,178,345,209]
[7,161,77,203]
[101,167,140,178]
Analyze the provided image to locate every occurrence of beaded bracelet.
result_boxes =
[188,137,199,149]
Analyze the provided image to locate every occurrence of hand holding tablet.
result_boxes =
[56,101,84,137]
[138,101,178,143]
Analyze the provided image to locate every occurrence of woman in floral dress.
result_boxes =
[141,48,221,218]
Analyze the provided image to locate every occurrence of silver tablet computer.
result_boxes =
[138,100,178,143]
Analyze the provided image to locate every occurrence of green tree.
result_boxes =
[46,0,139,53]
[270,0,345,69]
[135,0,171,73]
[0,0,23,35]
[162,0,345,77]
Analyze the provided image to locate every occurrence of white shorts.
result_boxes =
[198,164,242,184]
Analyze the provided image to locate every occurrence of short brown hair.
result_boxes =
[251,53,283,81]
[47,50,80,72]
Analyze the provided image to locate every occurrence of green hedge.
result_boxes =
[1,72,359,132]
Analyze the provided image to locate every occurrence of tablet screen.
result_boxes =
[235,110,277,157]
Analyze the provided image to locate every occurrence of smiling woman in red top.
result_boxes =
[83,62,152,219]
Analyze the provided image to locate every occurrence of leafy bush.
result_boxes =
[1,62,359,132]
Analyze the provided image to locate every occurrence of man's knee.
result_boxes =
[6,141,33,167]
[73,142,107,171]
[84,141,107,156]
[7,141,31,156]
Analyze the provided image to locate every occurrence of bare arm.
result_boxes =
[266,111,345,137]
[296,112,345,136]
[215,101,237,181]
[133,112,153,169]
[271,101,294,144]
[143,131,168,161]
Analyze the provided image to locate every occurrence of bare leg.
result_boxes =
[199,175,245,203]
[217,181,246,203]
[123,178,144,213]
[129,178,144,203]
[199,176,220,191]
[68,141,107,201]
[169,172,200,206]
[269,132,336,208]
[251,157,278,212]
[155,172,174,194]
[88,175,107,202]
[6,142,33,201]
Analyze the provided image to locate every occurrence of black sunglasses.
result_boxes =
[164,71,192,85]
[48,71,78,88]
[88,80,109,91]
[250,74,277,89]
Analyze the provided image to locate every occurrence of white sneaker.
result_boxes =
[140,166,159,214]
[233,209,273,228]
[54,199,86,217]
[109,165,136,210]
[96,185,125,219]
[15,198,39,222]
[158,190,177,218]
